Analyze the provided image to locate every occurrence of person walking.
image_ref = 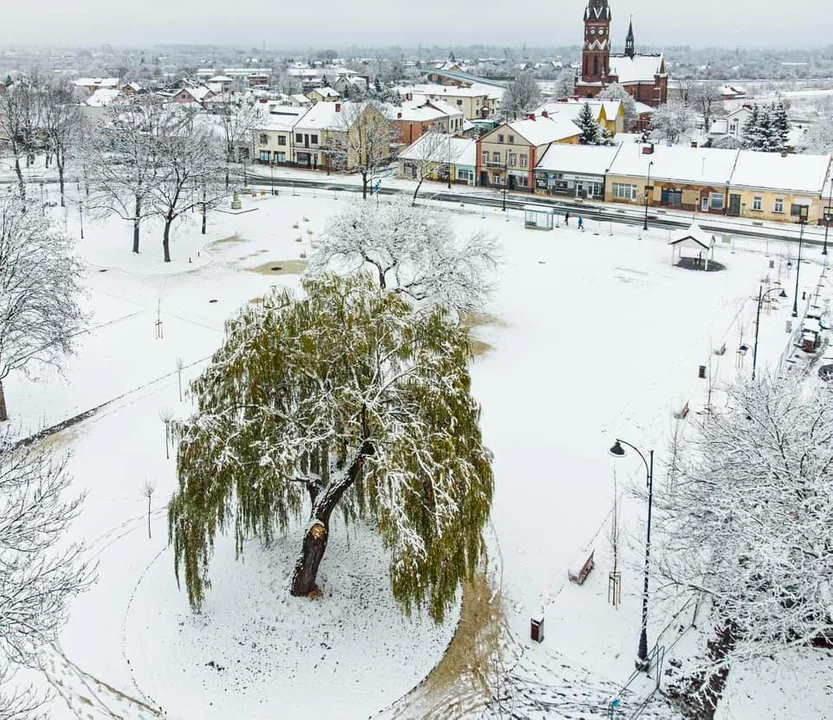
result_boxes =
[578,216,584,232]
[565,211,570,226]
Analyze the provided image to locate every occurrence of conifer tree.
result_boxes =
[576,102,600,145]
[169,274,494,622]
[742,104,764,150]
[771,101,790,152]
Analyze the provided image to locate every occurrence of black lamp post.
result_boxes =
[752,285,788,381]
[824,181,832,256]
[642,160,653,232]
[609,438,654,672]
[447,132,452,190]
[502,149,509,212]
[270,156,275,195]
[78,200,84,240]
[792,213,808,318]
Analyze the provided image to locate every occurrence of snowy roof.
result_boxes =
[535,100,622,123]
[295,101,355,131]
[85,88,122,107]
[312,86,340,98]
[669,223,715,249]
[633,101,655,115]
[730,151,831,194]
[74,77,120,89]
[406,84,493,99]
[290,94,312,105]
[535,144,621,175]
[505,116,582,146]
[209,75,233,82]
[607,144,739,186]
[398,135,477,167]
[254,109,307,131]
[609,55,665,84]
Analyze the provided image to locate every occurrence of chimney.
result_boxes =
[541,110,549,118]
[527,113,535,121]
[642,144,654,155]
[335,103,342,112]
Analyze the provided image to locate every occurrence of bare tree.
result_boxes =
[651,99,695,144]
[402,131,462,205]
[328,101,397,200]
[150,112,224,262]
[502,71,542,120]
[0,198,86,420]
[159,408,174,459]
[553,69,576,100]
[311,197,499,313]
[0,79,41,200]
[0,428,92,714]
[215,92,261,188]
[86,96,165,254]
[690,82,725,132]
[175,356,184,401]
[141,477,157,539]
[41,80,85,208]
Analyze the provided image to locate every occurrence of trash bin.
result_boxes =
[698,365,706,379]
[530,617,544,643]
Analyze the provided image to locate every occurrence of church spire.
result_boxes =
[625,17,635,58]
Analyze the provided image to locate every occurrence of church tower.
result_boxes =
[582,0,611,84]
[624,18,635,59]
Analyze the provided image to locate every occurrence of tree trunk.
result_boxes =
[201,187,207,235]
[163,217,173,263]
[412,177,424,206]
[14,155,25,201]
[58,162,66,208]
[133,196,141,253]
[289,440,374,596]
[0,381,8,422]
[362,171,368,200]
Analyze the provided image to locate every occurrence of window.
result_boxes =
[278,136,287,146]
[612,182,637,201]
[276,152,286,163]
[498,134,504,143]
[259,133,269,145]
[260,150,271,162]
[457,169,473,182]
[492,152,500,164]
[516,175,528,188]
[774,198,784,213]
[456,99,463,106]
[508,135,515,144]
[520,154,528,167]
[508,153,517,166]
[295,133,303,143]
[752,196,762,211]
[710,193,724,210]
[791,203,808,220]
[482,151,489,164]
[311,134,318,144]
[492,173,501,184]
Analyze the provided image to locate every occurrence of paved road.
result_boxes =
[249,175,831,250]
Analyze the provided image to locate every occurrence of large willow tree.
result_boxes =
[169,274,493,622]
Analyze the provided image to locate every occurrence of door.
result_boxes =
[575,181,585,199]
[480,171,489,187]
[701,195,709,212]
[729,194,741,216]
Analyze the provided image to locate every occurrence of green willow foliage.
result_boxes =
[169,273,494,622]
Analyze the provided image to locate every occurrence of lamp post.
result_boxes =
[823,181,832,256]
[502,148,509,212]
[78,200,84,240]
[792,212,808,318]
[752,285,788,381]
[270,157,275,195]
[609,438,654,673]
[447,132,452,190]
[642,160,654,232]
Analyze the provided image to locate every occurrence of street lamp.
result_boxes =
[752,285,788,381]
[78,200,84,240]
[823,180,832,256]
[270,156,275,196]
[502,148,509,212]
[792,210,809,318]
[609,438,654,673]
[447,132,452,190]
[642,160,654,232]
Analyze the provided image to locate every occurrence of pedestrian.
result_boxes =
[565,211,570,226]
[578,216,584,231]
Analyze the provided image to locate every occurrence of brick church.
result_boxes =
[574,0,668,107]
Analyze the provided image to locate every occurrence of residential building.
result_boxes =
[574,0,668,107]
[534,99,625,136]
[307,87,341,103]
[170,86,215,106]
[727,151,831,223]
[252,107,308,165]
[399,84,500,121]
[476,115,582,192]
[398,135,477,186]
[726,105,753,141]
[72,77,120,94]
[392,100,465,146]
[533,144,621,199]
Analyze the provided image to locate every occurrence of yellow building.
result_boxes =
[535,100,625,136]
[252,108,308,165]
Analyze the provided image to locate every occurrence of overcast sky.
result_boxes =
[0,0,825,49]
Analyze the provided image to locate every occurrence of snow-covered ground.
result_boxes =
[12,184,832,718]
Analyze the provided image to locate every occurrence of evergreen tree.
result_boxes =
[576,102,600,145]
[758,105,779,152]
[771,101,790,152]
[741,104,764,150]
[169,274,494,622]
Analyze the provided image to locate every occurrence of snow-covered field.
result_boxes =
[13,185,832,718]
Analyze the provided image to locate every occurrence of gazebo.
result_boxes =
[669,222,716,270]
